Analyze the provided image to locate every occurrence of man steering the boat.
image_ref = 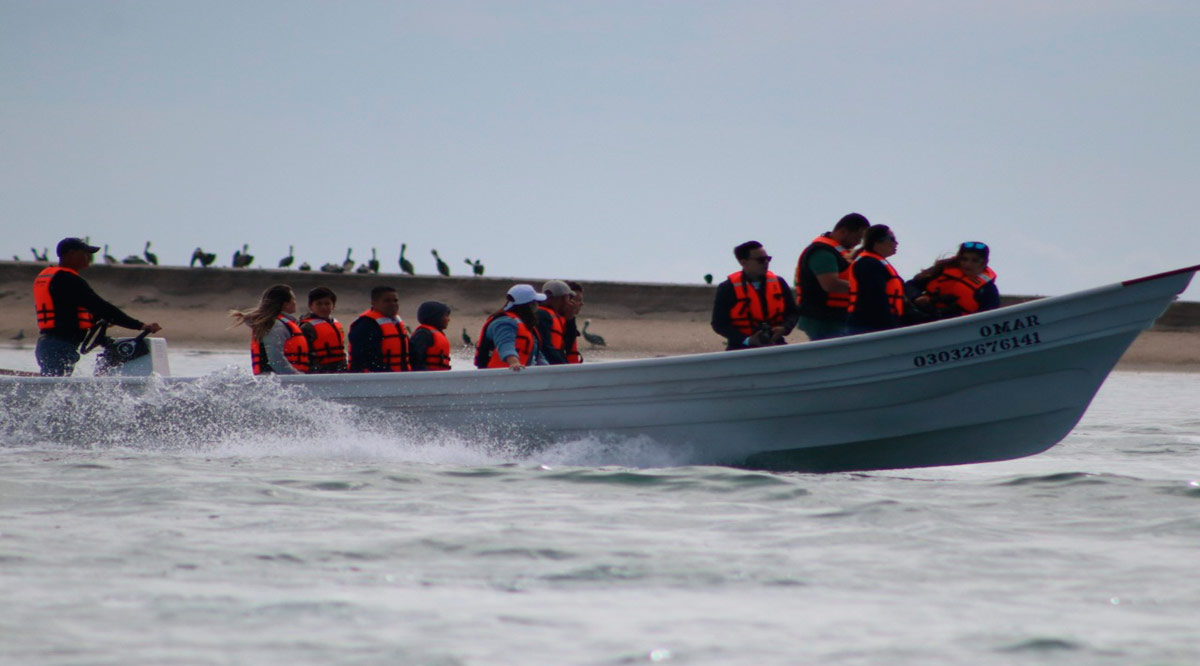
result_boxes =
[32,237,162,376]
[711,240,799,351]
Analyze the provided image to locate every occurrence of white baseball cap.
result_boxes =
[505,284,548,310]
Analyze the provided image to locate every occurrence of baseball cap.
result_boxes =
[541,279,574,298]
[56,237,101,257]
[504,284,547,310]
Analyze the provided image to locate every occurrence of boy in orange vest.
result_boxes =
[298,286,348,373]
[410,301,452,371]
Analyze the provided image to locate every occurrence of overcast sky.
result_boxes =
[3,1,1197,300]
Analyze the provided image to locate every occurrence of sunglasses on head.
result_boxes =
[961,242,988,251]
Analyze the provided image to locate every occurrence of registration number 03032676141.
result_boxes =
[911,331,1043,368]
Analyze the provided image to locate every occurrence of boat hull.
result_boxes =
[4,266,1195,471]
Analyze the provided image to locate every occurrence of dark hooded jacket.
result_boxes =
[410,301,451,371]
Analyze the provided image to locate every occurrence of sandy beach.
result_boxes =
[2,261,1198,371]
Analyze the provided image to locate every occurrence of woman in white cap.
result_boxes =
[473,284,548,371]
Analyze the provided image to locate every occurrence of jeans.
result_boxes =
[36,335,81,376]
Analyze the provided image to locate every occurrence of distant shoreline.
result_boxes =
[1,261,1197,371]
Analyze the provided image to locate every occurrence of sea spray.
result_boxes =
[0,367,691,468]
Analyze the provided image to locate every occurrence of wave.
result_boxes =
[0,367,694,469]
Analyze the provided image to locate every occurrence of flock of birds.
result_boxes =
[16,241,482,278]
[12,240,609,349]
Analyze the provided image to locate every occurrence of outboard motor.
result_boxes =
[80,321,171,377]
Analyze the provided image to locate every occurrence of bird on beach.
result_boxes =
[232,244,254,268]
[143,241,158,266]
[122,251,148,265]
[190,247,216,267]
[582,320,607,348]
[341,248,355,273]
[278,245,294,269]
[11,329,25,342]
[320,262,344,273]
[431,249,450,277]
[399,244,415,276]
[464,258,485,276]
[704,273,713,285]
[10,255,18,262]
[462,327,473,348]
[103,245,118,265]
[367,248,379,274]
[355,263,371,274]
[298,262,311,271]
[30,247,48,262]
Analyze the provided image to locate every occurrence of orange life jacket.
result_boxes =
[538,305,565,352]
[351,308,410,372]
[298,314,346,370]
[727,270,787,337]
[925,266,998,314]
[414,324,451,371]
[251,316,311,375]
[847,251,905,317]
[565,327,582,364]
[795,235,852,314]
[475,311,540,368]
[33,266,94,333]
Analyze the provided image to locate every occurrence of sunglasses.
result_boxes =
[749,255,772,263]
[961,242,988,251]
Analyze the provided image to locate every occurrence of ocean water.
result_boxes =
[1,346,1198,665]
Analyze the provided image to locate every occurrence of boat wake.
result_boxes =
[0,367,692,468]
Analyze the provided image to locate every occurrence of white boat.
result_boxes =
[5,265,1197,472]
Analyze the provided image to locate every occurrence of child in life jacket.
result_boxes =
[410,301,452,371]
[298,286,348,373]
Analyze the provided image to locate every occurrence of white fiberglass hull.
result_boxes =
[5,266,1196,471]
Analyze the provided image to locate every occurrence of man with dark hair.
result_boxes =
[32,237,162,376]
[348,286,410,372]
[794,213,870,340]
[711,241,799,351]
[562,280,584,364]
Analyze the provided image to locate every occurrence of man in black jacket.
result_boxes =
[711,241,799,351]
[33,237,162,376]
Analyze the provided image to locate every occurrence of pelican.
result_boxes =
[431,249,450,277]
[191,247,215,267]
[464,258,484,276]
[30,247,48,262]
[582,320,607,348]
[355,263,371,274]
[461,327,473,347]
[704,273,713,285]
[278,245,294,269]
[298,262,311,271]
[367,248,379,274]
[122,253,148,265]
[320,262,344,274]
[341,248,355,273]
[399,244,415,276]
[103,245,118,265]
[233,244,254,268]
[143,241,158,266]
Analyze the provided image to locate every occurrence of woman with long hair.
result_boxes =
[846,224,906,334]
[908,242,999,318]
[473,284,548,371]
[229,284,309,374]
